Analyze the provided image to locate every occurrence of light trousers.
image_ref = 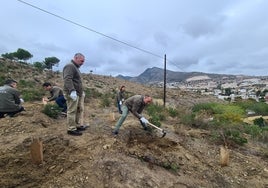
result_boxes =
[114,105,129,131]
[65,93,85,131]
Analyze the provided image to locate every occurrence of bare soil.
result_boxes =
[0,59,267,187]
[1,100,268,188]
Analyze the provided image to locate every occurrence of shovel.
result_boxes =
[147,122,167,138]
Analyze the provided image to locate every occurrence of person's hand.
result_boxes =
[43,97,49,102]
[119,101,122,105]
[140,117,149,124]
[20,98,24,103]
[70,91,77,101]
[122,99,125,102]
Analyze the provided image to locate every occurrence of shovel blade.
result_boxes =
[161,130,167,138]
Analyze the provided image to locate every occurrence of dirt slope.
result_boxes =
[0,59,267,187]
[1,100,268,188]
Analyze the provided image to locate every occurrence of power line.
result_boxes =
[17,0,185,72]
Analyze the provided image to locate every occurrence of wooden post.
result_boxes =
[30,138,43,165]
[220,145,229,167]
[110,112,115,122]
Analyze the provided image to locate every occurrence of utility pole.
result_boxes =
[163,54,166,107]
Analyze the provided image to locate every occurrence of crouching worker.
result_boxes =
[112,94,153,135]
[42,82,67,113]
[0,79,25,118]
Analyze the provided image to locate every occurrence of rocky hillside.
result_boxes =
[0,58,268,188]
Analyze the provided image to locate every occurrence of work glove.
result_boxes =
[20,98,24,103]
[70,91,77,101]
[122,99,125,102]
[140,117,149,125]
[119,101,122,105]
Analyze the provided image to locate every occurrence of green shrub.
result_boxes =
[21,88,44,101]
[18,79,35,88]
[244,124,263,139]
[235,100,268,116]
[42,104,62,119]
[224,128,248,145]
[190,102,248,145]
[168,107,179,118]
[253,117,266,127]
[250,103,268,115]
[180,113,195,126]
[85,87,102,98]
[100,94,110,107]
[146,103,167,126]
[192,103,245,123]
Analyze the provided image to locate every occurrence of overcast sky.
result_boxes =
[1,0,268,77]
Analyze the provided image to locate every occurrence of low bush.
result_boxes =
[42,104,62,119]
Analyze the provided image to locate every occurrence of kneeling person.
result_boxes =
[42,82,67,113]
[0,79,25,118]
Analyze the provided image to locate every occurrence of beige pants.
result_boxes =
[65,92,85,131]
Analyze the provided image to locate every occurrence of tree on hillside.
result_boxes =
[13,48,33,61]
[44,57,60,70]
[33,61,45,72]
[1,52,15,60]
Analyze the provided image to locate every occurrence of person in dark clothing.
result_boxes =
[116,85,126,114]
[42,82,67,113]
[0,79,25,118]
[112,94,153,135]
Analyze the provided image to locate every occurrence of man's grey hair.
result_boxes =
[74,53,84,58]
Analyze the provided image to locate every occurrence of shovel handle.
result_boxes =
[147,122,167,138]
[147,122,162,130]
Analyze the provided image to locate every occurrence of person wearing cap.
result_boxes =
[112,94,153,135]
[63,53,87,136]
[42,82,67,113]
[0,79,25,118]
[116,85,126,114]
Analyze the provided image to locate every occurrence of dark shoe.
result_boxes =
[67,130,82,136]
[112,130,119,135]
[76,125,88,131]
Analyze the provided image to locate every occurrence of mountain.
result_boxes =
[116,67,242,84]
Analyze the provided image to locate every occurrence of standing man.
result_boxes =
[112,94,153,135]
[0,79,25,118]
[116,85,126,114]
[42,82,67,113]
[63,53,87,136]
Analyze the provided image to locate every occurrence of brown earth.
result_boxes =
[1,98,268,188]
[0,59,268,188]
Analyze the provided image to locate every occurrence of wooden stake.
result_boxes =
[220,145,229,167]
[110,112,115,122]
[30,138,43,165]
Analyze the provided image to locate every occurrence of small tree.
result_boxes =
[33,61,45,71]
[44,57,60,70]
[13,48,33,61]
[1,52,15,60]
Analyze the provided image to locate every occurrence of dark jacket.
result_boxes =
[116,90,125,102]
[124,95,146,119]
[48,86,64,101]
[0,85,21,112]
[63,60,83,97]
